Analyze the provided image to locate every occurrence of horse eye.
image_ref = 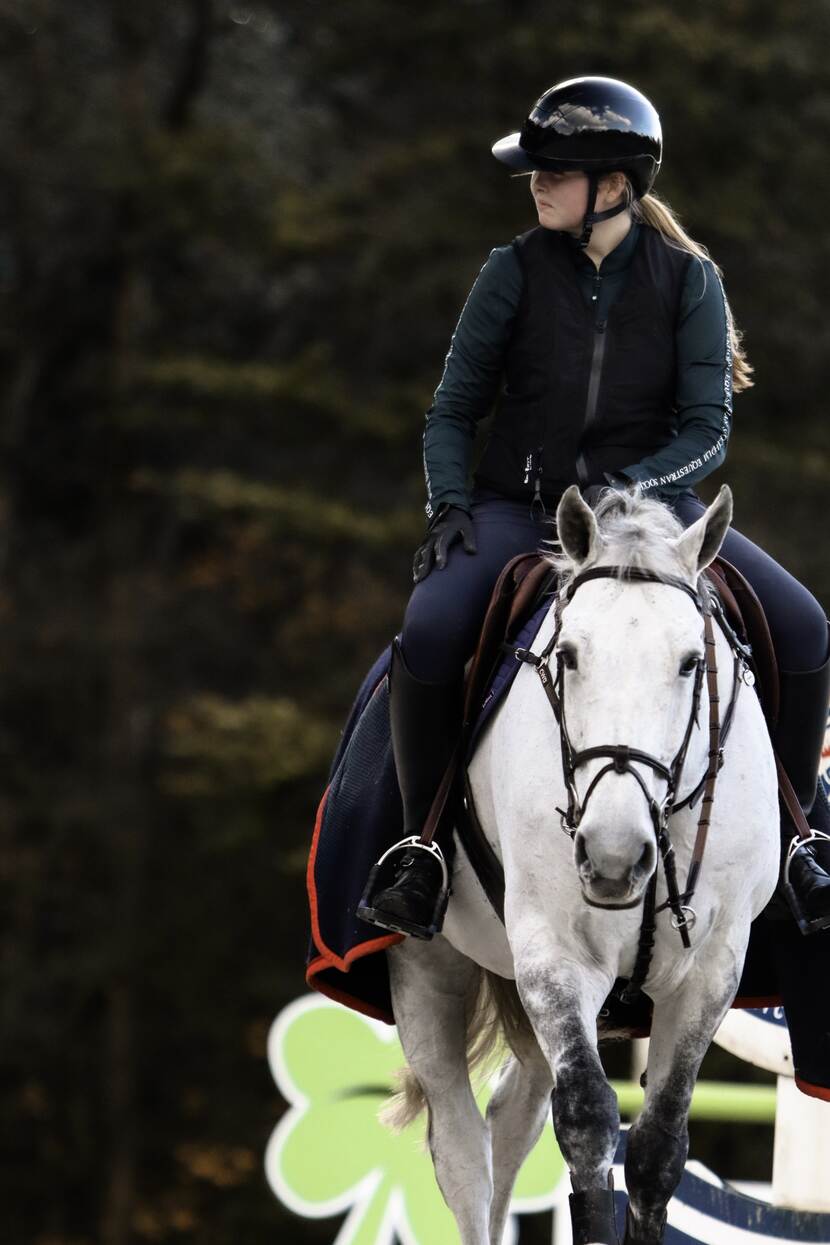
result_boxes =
[557,645,578,671]
[679,654,701,677]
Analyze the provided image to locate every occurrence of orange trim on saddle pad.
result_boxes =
[306,781,403,1022]
[306,749,791,1031]
[795,1075,830,1102]
[306,955,396,1024]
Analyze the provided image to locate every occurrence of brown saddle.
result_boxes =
[463,551,779,738]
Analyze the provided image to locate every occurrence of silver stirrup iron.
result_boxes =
[784,828,830,887]
[370,836,449,893]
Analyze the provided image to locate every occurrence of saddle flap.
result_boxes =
[462,552,554,726]
[707,554,779,728]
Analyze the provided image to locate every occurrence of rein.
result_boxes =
[514,563,748,997]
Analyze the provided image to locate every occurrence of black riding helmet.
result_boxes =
[492,76,662,248]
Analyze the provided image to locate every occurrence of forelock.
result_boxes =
[543,488,687,587]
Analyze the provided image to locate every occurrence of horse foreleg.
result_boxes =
[516,955,620,1245]
[388,938,493,1245]
[623,944,744,1245]
[486,1034,553,1244]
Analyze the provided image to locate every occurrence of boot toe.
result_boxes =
[361,853,449,939]
[786,844,830,932]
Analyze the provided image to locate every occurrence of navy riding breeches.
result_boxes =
[672,494,828,675]
[401,488,828,684]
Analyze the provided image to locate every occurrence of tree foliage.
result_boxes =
[1,2,827,1241]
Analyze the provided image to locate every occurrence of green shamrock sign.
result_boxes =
[266,995,569,1245]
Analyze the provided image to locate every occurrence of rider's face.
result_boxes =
[529,168,590,233]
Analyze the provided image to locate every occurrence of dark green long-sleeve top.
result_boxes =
[422,221,733,519]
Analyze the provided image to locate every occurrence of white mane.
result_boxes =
[543,487,688,588]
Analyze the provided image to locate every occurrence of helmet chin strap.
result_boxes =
[577,172,630,250]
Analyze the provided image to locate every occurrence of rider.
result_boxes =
[357,76,830,941]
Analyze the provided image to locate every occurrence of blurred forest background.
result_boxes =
[2,1,830,1242]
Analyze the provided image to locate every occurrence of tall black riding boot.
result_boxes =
[357,637,463,939]
[775,640,830,935]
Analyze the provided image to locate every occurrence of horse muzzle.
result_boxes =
[574,830,656,909]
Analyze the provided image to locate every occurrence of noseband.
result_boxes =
[515,564,747,985]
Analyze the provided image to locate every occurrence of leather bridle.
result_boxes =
[514,563,748,995]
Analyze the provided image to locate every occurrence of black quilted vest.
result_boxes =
[473,224,693,504]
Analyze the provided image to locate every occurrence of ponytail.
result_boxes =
[630,187,753,393]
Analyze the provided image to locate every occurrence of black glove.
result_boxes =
[412,504,477,584]
[583,474,630,510]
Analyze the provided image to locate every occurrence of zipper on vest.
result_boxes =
[523,445,546,515]
[530,445,546,516]
[576,319,608,485]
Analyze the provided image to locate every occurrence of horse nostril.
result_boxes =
[574,833,589,870]
[637,843,653,872]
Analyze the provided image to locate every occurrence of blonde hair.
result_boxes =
[629,183,753,392]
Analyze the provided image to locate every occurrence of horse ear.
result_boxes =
[556,485,601,566]
[672,485,733,576]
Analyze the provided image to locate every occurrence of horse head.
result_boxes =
[549,483,733,909]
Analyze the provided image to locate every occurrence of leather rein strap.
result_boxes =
[514,565,747,973]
